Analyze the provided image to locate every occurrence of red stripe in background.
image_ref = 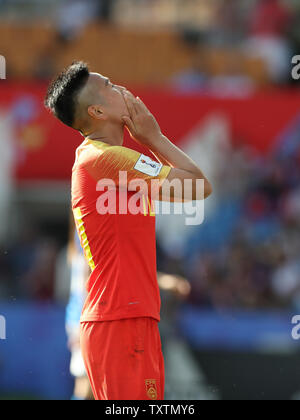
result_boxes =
[1,83,299,181]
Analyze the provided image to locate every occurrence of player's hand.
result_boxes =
[122,91,162,147]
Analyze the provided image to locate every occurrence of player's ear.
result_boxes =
[88,105,107,121]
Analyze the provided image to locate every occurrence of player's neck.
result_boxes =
[86,122,124,146]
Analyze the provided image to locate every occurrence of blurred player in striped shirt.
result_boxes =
[65,218,93,400]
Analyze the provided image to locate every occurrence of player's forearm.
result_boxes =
[148,134,213,200]
[148,134,207,177]
[151,148,174,167]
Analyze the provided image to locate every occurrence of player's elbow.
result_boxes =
[190,178,212,201]
[204,180,213,199]
[159,174,213,202]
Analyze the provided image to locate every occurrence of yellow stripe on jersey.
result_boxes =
[141,195,156,217]
[73,207,96,271]
[148,197,156,217]
[142,195,147,216]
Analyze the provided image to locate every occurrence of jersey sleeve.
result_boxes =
[85,143,171,196]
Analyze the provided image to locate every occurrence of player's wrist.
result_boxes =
[137,130,163,147]
[146,132,169,150]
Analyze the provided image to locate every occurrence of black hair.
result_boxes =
[44,61,90,128]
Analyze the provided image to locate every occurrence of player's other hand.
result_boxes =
[122,91,162,147]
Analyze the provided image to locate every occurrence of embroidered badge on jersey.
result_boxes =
[145,379,158,400]
[134,154,163,177]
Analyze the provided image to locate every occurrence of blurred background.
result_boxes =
[1,0,300,400]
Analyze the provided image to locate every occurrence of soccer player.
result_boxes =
[45,62,212,400]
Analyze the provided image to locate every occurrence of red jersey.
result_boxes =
[71,139,171,323]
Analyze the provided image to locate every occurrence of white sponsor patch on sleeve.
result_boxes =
[134,154,163,176]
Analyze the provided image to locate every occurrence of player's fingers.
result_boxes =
[123,93,135,118]
[136,96,151,114]
[123,91,138,117]
[122,116,136,133]
[126,90,141,115]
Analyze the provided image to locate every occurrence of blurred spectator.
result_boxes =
[33,46,57,81]
[56,0,98,42]
[245,0,293,84]
[213,0,248,44]
[97,0,115,21]
[249,0,291,37]
[170,48,209,93]
[3,226,59,301]
[24,238,58,301]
